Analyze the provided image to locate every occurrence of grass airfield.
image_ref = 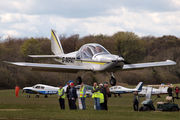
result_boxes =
[0,89,180,120]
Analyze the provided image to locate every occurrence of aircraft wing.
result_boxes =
[4,61,93,73]
[121,60,176,71]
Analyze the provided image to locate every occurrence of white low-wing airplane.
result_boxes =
[23,84,66,98]
[138,84,169,96]
[4,29,177,86]
[110,82,143,97]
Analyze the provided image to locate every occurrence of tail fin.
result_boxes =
[135,82,143,91]
[51,29,64,55]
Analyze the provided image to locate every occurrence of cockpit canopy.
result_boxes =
[76,43,110,60]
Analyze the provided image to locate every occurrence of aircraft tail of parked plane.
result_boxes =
[135,82,143,91]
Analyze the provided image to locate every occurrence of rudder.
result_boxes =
[51,29,64,55]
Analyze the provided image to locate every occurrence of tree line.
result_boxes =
[0,31,180,89]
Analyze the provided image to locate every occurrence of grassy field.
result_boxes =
[0,89,180,120]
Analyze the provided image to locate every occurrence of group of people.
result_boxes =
[58,82,78,110]
[58,82,110,110]
[92,82,110,110]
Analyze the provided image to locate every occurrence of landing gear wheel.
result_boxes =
[27,95,30,98]
[36,95,39,98]
[44,95,48,98]
[170,107,179,112]
[76,76,82,85]
[110,76,116,86]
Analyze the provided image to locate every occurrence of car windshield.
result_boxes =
[78,44,110,60]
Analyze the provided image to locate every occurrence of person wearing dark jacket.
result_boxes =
[133,91,139,111]
[104,83,109,110]
[66,82,71,109]
[167,86,173,96]
[70,83,77,109]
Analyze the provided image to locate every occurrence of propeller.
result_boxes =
[118,47,131,64]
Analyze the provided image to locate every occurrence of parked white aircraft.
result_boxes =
[138,84,169,96]
[4,29,177,86]
[23,80,73,98]
[23,84,64,98]
[110,82,143,97]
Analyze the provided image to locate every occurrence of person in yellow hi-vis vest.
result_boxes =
[99,83,105,110]
[91,82,101,110]
[80,82,86,110]
[58,84,65,110]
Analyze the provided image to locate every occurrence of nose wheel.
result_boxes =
[110,76,116,86]
[76,76,82,85]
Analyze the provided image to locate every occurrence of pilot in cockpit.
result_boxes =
[95,46,103,53]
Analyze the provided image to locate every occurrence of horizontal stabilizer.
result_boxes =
[28,55,62,58]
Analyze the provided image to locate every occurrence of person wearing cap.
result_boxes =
[70,83,77,109]
[99,83,105,110]
[58,84,65,110]
[133,91,139,111]
[79,82,86,110]
[66,82,72,109]
[91,82,101,110]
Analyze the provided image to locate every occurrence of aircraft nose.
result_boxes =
[111,57,124,62]
[117,57,124,62]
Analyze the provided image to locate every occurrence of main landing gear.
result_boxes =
[110,76,116,86]
[76,76,82,85]
[76,72,117,86]
[107,72,116,86]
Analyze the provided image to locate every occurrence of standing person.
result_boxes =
[66,82,72,109]
[91,82,100,110]
[58,84,65,110]
[79,82,86,110]
[167,86,173,96]
[99,83,105,110]
[15,85,20,98]
[175,86,180,98]
[70,83,77,109]
[133,91,139,111]
[104,83,109,110]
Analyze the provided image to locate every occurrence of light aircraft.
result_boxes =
[110,82,143,97]
[23,80,73,98]
[4,29,177,86]
[23,84,60,98]
[138,84,170,96]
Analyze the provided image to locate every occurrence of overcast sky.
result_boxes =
[0,0,180,39]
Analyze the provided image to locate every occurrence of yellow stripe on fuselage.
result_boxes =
[80,61,106,65]
[56,59,106,65]
[51,31,63,53]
